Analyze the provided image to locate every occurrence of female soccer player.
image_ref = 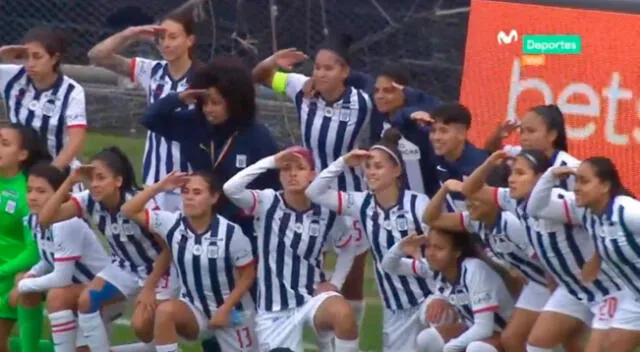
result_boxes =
[461,150,624,352]
[527,158,640,351]
[0,28,87,177]
[305,128,434,351]
[11,163,109,352]
[253,33,372,333]
[0,125,52,352]
[88,9,197,211]
[381,229,514,352]
[223,147,362,352]
[37,147,174,352]
[423,180,550,351]
[121,171,258,352]
[484,104,579,190]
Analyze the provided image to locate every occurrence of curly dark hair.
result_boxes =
[190,55,256,129]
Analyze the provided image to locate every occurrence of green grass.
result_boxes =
[81,132,385,351]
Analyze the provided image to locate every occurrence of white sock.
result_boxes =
[467,341,499,352]
[316,335,334,352]
[334,337,358,352]
[49,310,77,352]
[526,345,554,352]
[416,327,445,352]
[347,300,365,328]
[111,343,156,352]
[155,343,179,352]
[78,311,110,352]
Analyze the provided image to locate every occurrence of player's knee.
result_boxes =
[155,301,177,324]
[326,298,357,334]
[77,288,92,313]
[46,287,75,312]
[131,306,155,342]
[18,291,41,308]
[526,326,556,349]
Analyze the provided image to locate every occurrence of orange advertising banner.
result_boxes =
[460,0,640,193]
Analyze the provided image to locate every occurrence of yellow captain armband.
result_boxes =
[271,71,288,95]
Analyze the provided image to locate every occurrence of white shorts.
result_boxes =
[255,291,341,352]
[182,298,257,351]
[97,263,179,300]
[383,299,429,352]
[153,191,182,212]
[543,287,626,330]
[516,282,551,312]
[604,289,640,331]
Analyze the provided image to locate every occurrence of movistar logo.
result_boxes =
[497,30,518,45]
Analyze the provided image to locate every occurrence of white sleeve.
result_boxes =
[527,169,582,224]
[329,250,355,290]
[381,242,433,279]
[620,198,640,234]
[305,157,367,217]
[64,85,87,128]
[502,145,522,157]
[19,261,76,293]
[284,73,309,100]
[27,260,51,277]
[493,187,518,214]
[228,226,255,268]
[443,311,495,351]
[223,156,276,214]
[146,210,180,239]
[502,212,535,257]
[0,64,22,91]
[52,220,84,262]
[130,57,158,87]
[460,212,481,234]
[70,190,92,219]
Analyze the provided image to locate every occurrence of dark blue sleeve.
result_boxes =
[140,93,199,142]
[248,124,281,191]
[347,71,375,96]
[403,87,442,112]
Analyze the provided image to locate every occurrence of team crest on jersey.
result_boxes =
[339,108,351,122]
[308,222,320,236]
[236,155,247,168]
[207,243,218,258]
[4,200,16,214]
[395,217,409,231]
[41,99,57,116]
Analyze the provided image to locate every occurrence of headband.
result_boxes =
[371,145,402,165]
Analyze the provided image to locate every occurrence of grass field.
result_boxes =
[81,132,385,351]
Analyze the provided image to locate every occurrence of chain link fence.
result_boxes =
[0,0,469,142]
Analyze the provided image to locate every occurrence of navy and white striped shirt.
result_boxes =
[147,210,255,317]
[306,157,433,311]
[23,214,108,285]
[71,190,162,278]
[279,73,372,191]
[460,211,547,287]
[130,58,192,186]
[529,169,640,299]
[495,187,622,303]
[0,64,86,166]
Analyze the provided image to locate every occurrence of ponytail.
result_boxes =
[90,146,139,193]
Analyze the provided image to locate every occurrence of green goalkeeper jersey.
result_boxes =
[0,172,30,263]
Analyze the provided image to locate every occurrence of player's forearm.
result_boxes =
[223,155,275,210]
[461,160,494,197]
[423,186,448,225]
[19,261,75,293]
[329,252,354,290]
[88,29,134,65]
[221,263,256,311]
[52,130,86,169]
[39,177,75,227]
[121,184,162,222]
[142,241,172,292]
[252,55,278,88]
[304,158,346,213]
[380,243,418,277]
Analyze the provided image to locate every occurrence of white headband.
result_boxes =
[370,145,402,165]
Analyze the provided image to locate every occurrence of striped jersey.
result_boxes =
[280,73,372,191]
[147,210,255,317]
[130,58,192,187]
[0,64,86,166]
[24,214,108,284]
[495,187,622,303]
[71,190,162,278]
[460,211,547,287]
[339,189,432,310]
[421,258,513,329]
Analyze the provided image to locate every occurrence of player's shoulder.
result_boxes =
[554,150,581,167]
[462,257,492,275]
[52,216,90,234]
[61,75,84,91]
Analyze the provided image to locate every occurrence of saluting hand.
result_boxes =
[398,232,429,261]
[179,89,207,104]
[343,150,372,167]
[156,171,190,192]
[551,166,576,180]
[0,45,27,61]
[274,48,308,70]
[486,150,509,166]
[69,165,95,184]
[125,25,166,41]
